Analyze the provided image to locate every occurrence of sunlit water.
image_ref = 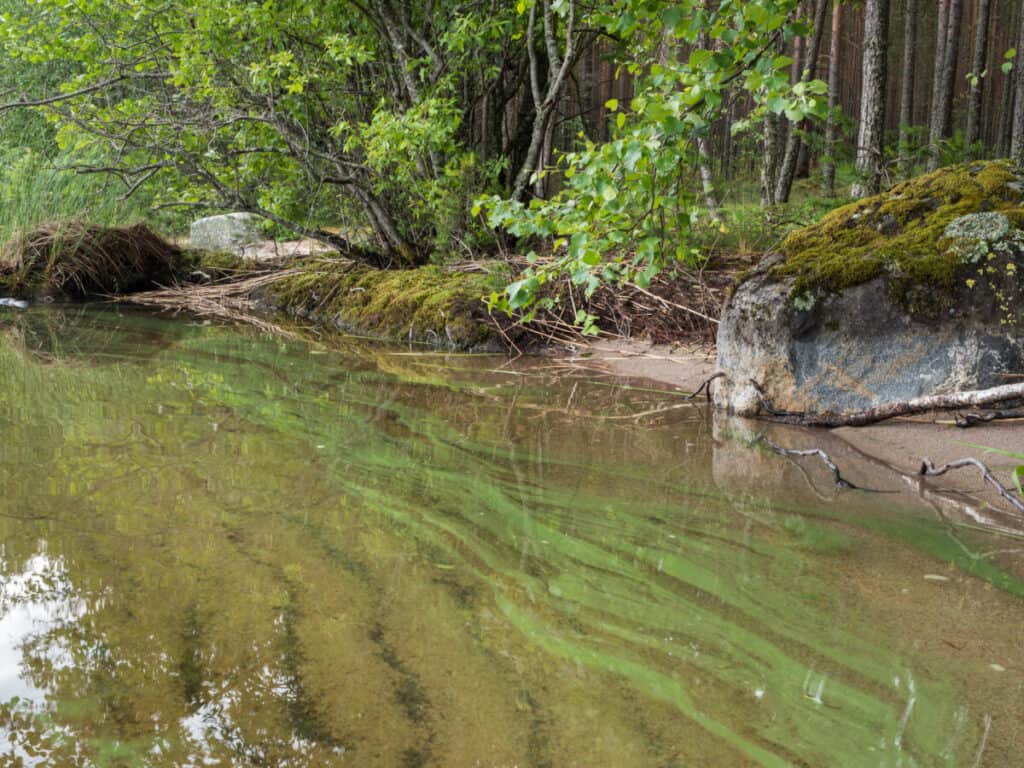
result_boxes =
[0,305,1021,767]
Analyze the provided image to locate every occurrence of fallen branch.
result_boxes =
[955,408,1024,428]
[919,458,1024,515]
[750,380,1024,427]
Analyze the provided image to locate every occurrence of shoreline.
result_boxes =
[570,336,1023,521]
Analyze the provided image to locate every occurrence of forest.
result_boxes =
[0,0,1019,322]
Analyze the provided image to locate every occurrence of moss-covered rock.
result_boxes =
[716,162,1024,416]
[262,259,509,350]
[772,161,1024,316]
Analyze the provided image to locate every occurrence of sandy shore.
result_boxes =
[576,337,1023,519]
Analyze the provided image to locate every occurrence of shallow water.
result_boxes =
[0,305,1021,767]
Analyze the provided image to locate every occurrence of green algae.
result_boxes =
[264,259,508,349]
[772,161,1024,314]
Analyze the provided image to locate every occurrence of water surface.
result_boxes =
[0,306,1021,767]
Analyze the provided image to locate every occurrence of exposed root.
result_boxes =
[955,408,1024,427]
[919,458,1024,515]
[688,371,725,401]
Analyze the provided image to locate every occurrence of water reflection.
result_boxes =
[0,306,1020,766]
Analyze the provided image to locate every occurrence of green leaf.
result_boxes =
[605,98,619,112]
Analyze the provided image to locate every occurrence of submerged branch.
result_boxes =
[919,458,1024,515]
[759,437,861,489]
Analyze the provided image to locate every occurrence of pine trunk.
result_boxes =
[966,0,993,147]
[1012,1,1024,161]
[853,0,890,197]
[897,0,917,176]
[776,0,830,203]
[823,0,841,196]
[927,0,951,170]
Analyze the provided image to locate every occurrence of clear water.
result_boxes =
[0,305,1021,767]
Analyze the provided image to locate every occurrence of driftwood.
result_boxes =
[920,458,1024,515]
[750,379,1024,428]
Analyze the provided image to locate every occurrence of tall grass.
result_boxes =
[0,118,158,247]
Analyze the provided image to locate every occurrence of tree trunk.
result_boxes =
[966,0,993,147]
[761,114,782,207]
[823,0,841,196]
[897,0,917,177]
[928,0,962,170]
[927,0,951,170]
[776,0,830,203]
[1011,2,1024,162]
[852,0,890,197]
[691,22,720,216]
[998,1,1021,155]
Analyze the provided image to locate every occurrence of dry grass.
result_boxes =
[1,222,182,296]
[117,269,303,337]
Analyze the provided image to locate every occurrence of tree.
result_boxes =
[852,0,890,197]
[928,0,963,170]
[823,0,842,196]
[1012,3,1024,162]
[966,0,993,148]
[897,0,917,176]
[484,0,826,316]
[776,0,830,203]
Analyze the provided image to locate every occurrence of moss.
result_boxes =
[265,259,508,349]
[773,161,1024,315]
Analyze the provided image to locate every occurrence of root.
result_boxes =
[919,458,1024,515]
[955,408,1024,427]
[688,371,725,401]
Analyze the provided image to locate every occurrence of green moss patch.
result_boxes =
[264,260,509,349]
[773,161,1024,313]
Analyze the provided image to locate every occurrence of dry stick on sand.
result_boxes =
[920,458,1024,515]
[749,379,1024,428]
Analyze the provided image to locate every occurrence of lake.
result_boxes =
[0,305,1021,767]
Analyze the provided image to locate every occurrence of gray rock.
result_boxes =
[0,298,28,309]
[715,213,1024,416]
[190,213,262,252]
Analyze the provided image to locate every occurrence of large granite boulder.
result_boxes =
[716,162,1024,416]
[190,213,262,252]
